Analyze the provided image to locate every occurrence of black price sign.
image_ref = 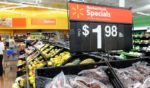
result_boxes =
[69,2,133,52]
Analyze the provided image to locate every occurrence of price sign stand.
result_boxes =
[68,1,133,53]
[68,2,133,87]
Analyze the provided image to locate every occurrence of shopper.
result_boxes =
[0,36,5,76]
[9,36,15,49]
[8,36,16,57]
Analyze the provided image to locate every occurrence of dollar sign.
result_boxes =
[82,24,89,37]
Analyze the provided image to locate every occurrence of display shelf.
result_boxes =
[132,30,150,56]
[17,71,27,77]
[133,42,150,45]
[17,63,26,68]
[133,36,150,39]
[27,51,41,63]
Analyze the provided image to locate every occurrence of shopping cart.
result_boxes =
[4,48,18,70]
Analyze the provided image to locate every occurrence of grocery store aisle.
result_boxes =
[0,51,17,88]
[0,70,16,88]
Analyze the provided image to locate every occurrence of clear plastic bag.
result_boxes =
[45,72,72,88]
[142,77,150,88]
[74,76,107,88]
[133,61,150,77]
[78,66,109,84]
[115,67,144,88]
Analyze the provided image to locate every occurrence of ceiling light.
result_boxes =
[136,12,150,16]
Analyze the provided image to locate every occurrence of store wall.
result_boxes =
[133,16,150,27]
[0,6,68,30]
[0,30,13,36]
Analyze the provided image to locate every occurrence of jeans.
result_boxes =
[0,55,3,76]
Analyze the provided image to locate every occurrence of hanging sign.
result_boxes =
[0,18,26,28]
[69,2,133,52]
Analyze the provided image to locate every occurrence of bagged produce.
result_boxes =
[115,61,150,88]
[78,67,109,84]
[133,62,150,77]
[142,77,150,88]
[45,72,72,88]
[74,76,107,88]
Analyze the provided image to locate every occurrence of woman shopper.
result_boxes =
[0,36,5,76]
[8,36,15,57]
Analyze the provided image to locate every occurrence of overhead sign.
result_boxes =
[0,18,26,28]
[69,2,132,24]
[69,2,133,52]
[31,18,56,25]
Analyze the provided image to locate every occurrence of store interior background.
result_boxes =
[0,0,150,88]
[0,0,149,43]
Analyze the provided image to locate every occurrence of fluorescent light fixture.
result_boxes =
[136,12,150,16]
[0,1,67,11]
[133,5,150,12]
[147,27,150,32]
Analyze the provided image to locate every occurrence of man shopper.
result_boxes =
[0,36,5,76]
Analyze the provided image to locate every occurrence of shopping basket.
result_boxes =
[6,49,14,56]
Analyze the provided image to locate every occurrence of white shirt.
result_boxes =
[0,42,5,54]
[9,39,15,48]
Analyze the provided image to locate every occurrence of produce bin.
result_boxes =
[35,62,121,88]
[62,53,104,65]
[106,57,150,88]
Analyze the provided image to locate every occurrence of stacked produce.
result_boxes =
[114,61,150,88]
[13,76,26,88]
[17,59,26,72]
[45,67,113,88]
[111,50,144,60]
[65,58,96,66]
[27,51,40,62]
[17,50,26,77]
[133,32,150,38]
[48,51,71,66]
[28,56,46,76]
[132,31,150,55]
[42,48,61,59]
[34,41,45,49]
[25,46,35,55]
[28,55,46,88]
[133,39,150,44]
[40,44,50,51]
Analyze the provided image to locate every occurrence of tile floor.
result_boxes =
[0,55,17,88]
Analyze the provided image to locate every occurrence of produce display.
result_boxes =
[28,55,46,88]
[40,44,50,51]
[27,51,40,62]
[132,31,150,55]
[45,67,113,88]
[17,50,26,77]
[48,51,71,66]
[28,56,46,73]
[16,39,150,88]
[133,39,150,44]
[133,32,150,38]
[25,46,35,55]
[114,61,150,88]
[29,76,36,88]
[34,41,45,49]
[13,76,26,88]
[25,42,72,88]
[111,50,144,60]
[65,58,96,66]
[42,48,61,59]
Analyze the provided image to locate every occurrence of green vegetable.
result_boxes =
[80,58,95,64]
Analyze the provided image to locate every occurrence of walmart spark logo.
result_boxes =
[72,5,84,18]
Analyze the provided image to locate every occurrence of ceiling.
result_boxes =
[84,0,150,17]
[0,0,150,17]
